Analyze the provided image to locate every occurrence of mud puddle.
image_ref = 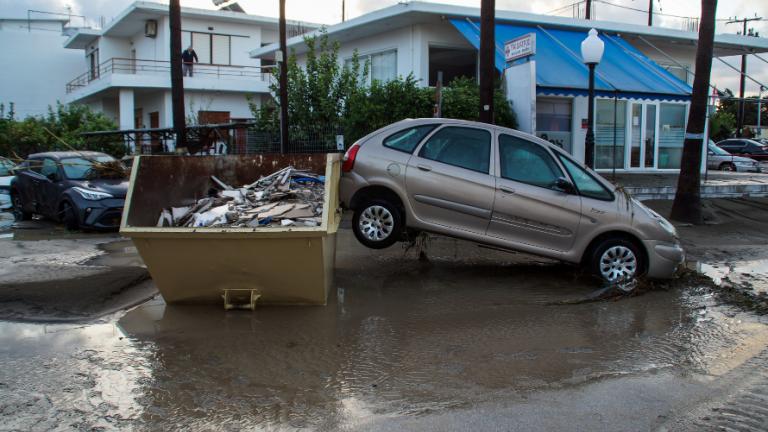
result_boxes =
[2,232,768,430]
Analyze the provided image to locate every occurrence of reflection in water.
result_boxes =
[1,255,767,429]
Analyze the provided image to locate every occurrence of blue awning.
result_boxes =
[450,19,692,101]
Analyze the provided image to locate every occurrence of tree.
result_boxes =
[709,110,736,142]
[670,0,717,224]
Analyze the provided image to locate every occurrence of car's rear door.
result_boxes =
[405,125,495,235]
[37,158,64,218]
[487,134,582,252]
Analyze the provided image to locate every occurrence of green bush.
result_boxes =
[0,102,121,160]
[251,31,518,146]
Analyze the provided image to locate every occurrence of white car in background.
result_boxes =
[0,157,16,210]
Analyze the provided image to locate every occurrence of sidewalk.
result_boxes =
[600,171,768,200]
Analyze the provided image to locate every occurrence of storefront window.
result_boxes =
[658,103,686,169]
[536,98,572,153]
[595,99,626,169]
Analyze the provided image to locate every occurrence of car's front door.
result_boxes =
[487,134,582,252]
[405,125,496,235]
[36,158,64,218]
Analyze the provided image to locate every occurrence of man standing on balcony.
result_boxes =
[182,45,198,77]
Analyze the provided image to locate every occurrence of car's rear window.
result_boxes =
[382,125,437,153]
[0,159,14,176]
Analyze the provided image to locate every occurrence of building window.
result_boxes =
[182,31,232,65]
[87,48,99,81]
[428,46,477,86]
[345,49,397,85]
[658,103,686,169]
[594,99,627,169]
[536,98,572,153]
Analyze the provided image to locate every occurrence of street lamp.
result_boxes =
[581,28,604,168]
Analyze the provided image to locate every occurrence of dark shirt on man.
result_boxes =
[181,49,198,63]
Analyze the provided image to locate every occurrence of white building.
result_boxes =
[63,1,317,146]
[250,2,768,172]
[0,17,84,118]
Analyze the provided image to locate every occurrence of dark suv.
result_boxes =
[11,151,128,230]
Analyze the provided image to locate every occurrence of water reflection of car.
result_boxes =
[10,151,128,231]
[707,141,760,172]
[0,157,16,210]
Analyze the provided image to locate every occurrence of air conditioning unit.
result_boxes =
[145,20,157,38]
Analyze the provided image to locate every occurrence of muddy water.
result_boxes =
[2,231,767,430]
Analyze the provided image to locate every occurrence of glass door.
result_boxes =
[630,103,642,168]
[644,105,657,168]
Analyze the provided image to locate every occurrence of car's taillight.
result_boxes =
[342,144,360,173]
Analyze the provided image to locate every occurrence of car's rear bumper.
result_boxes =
[643,239,685,279]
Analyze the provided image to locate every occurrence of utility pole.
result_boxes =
[278,0,289,153]
[670,0,717,224]
[585,0,592,19]
[169,0,186,152]
[478,0,495,124]
[727,16,762,137]
[342,0,345,22]
[648,0,653,26]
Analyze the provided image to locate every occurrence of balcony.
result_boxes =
[66,57,274,95]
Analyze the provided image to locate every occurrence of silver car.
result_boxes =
[340,118,684,283]
[707,141,760,172]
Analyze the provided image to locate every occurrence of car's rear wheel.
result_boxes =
[352,199,402,249]
[61,201,79,231]
[719,162,736,172]
[11,191,31,221]
[589,238,645,286]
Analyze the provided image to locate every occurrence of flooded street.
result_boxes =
[2,199,768,431]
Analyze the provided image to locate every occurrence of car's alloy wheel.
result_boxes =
[352,199,402,249]
[720,163,736,172]
[590,238,644,286]
[11,193,30,221]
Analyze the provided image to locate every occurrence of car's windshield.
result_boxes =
[709,144,730,156]
[61,156,117,180]
[0,158,15,176]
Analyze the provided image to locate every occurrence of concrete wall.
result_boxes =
[184,91,254,123]
[0,30,83,117]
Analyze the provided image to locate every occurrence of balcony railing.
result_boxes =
[66,57,275,94]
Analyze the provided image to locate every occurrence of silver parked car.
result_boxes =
[707,141,760,172]
[340,118,684,283]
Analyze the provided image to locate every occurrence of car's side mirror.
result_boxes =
[553,177,576,194]
[46,172,60,182]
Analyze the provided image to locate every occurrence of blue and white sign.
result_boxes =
[504,33,536,62]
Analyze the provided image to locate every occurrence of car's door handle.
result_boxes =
[499,186,516,194]
[417,164,432,172]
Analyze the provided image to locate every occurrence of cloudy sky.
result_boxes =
[2,0,766,96]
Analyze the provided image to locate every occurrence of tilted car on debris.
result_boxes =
[11,151,128,231]
[340,118,684,283]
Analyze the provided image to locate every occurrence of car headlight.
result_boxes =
[634,199,678,238]
[72,186,113,201]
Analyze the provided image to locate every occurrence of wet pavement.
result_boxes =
[1,199,768,430]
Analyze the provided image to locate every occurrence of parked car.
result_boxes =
[716,138,768,161]
[340,118,683,284]
[707,141,760,172]
[0,157,16,210]
[11,151,128,230]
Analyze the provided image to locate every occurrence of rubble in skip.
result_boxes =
[156,166,325,228]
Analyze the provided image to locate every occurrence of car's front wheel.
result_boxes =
[61,201,79,231]
[589,238,645,286]
[352,199,403,249]
[11,191,31,221]
[719,162,736,172]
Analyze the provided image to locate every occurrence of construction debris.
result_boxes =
[157,166,325,228]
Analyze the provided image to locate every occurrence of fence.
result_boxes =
[81,123,346,156]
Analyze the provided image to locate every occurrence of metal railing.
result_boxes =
[66,57,275,93]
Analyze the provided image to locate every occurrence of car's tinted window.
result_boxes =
[747,142,764,151]
[61,156,115,180]
[419,126,491,173]
[383,125,437,153]
[557,154,614,201]
[40,158,58,178]
[498,134,563,189]
[0,159,14,176]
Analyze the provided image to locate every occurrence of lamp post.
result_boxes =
[581,28,604,169]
